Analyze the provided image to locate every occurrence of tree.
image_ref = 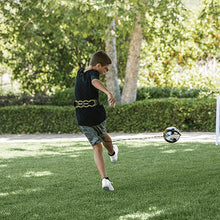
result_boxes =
[1,0,218,99]
[106,19,121,104]
[0,0,107,94]
[121,15,143,104]
[119,0,188,103]
[138,0,219,90]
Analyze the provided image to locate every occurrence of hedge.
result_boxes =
[0,106,79,134]
[0,98,216,134]
[106,98,216,132]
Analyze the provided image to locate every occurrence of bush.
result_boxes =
[1,86,218,107]
[51,88,75,106]
[136,86,203,100]
[0,93,52,107]
[0,106,79,134]
[171,88,200,98]
[0,87,108,107]
[51,87,107,106]
[106,98,216,132]
[0,98,216,134]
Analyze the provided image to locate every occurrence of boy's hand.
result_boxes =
[91,79,116,108]
[107,93,116,108]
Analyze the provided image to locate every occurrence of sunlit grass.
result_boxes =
[0,188,42,197]
[0,142,90,159]
[119,207,163,220]
[23,171,53,178]
[0,141,220,219]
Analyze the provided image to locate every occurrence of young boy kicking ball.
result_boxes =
[74,50,118,191]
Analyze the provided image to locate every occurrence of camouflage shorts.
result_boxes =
[79,121,106,146]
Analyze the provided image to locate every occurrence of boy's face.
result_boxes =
[95,64,110,75]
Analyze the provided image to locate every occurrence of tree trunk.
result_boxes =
[121,15,143,104]
[106,19,121,104]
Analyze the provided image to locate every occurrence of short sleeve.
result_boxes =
[90,70,99,81]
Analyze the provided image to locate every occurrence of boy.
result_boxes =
[74,50,118,191]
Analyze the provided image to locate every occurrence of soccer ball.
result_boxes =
[163,127,181,143]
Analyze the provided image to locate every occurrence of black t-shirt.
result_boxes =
[74,68,106,126]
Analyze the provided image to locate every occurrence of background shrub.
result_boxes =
[107,98,215,132]
[0,106,79,134]
[51,88,75,106]
[0,87,108,107]
[135,87,216,100]
[0,98,216,134]
[0,93,52,107]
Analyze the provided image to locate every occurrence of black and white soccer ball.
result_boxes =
[163,127,181,143]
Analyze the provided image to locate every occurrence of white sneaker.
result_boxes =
[102,178,114,191]
[109,145,118,162]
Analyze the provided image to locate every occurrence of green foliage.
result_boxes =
[0,105,79,134]
[0,0,219,96]
[107,98,216,132]
[1,86,217,107]
[196,0,220,58]
[137,87,171,99]
[52,88,75,106]
[0,87,108,107]
[136,87,211,100]
[51,88,107,106]
[139,0,220,89]
[0,98,216,134]
[0,93,52,107]
[0,0,107,94]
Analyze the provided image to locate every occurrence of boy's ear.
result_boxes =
[96,63,102,68]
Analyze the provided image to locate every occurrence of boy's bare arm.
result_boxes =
[92,79,116,108]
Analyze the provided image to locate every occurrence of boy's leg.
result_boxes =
[93,142,107,179]
[102,131,114,155]
[93,142,114,191]
[103,132,118,163]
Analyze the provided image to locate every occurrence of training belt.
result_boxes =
[74,99,98,108]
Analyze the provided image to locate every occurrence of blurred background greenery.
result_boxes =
[0,0,219,99]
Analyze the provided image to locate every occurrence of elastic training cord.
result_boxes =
[104,135,163,143]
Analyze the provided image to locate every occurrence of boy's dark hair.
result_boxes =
[89,50,112,66]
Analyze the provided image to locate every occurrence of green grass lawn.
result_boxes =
[0,140,220,220]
